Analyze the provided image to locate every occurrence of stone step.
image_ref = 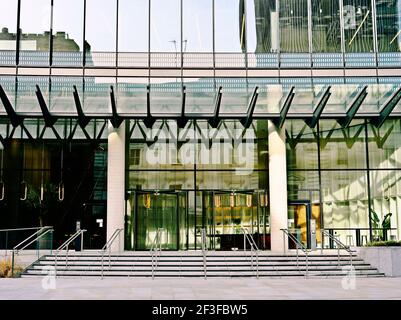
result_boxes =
[35,260,369,267]
[22,269,384,277]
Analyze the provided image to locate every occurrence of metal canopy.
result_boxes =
[337,86,368,128]
[73,85,91,129]
[371,87,401,128]
[273,86,295,129]
[177,86,188,129]
[36,85,57,128]
[143,85,156,129]
[240,86,259,129]
[207,86,223,128]
[1,83,401,132]
[305,86,331,128]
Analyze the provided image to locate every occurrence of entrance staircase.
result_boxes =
[21,250,385,278]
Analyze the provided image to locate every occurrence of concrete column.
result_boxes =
[107,121,126,252]
[268,120,288,253]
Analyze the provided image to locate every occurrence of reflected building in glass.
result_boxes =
[0,0,401,252]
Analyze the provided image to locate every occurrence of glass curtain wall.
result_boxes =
[287,119,401,246]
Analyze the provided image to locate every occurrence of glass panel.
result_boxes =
[319,120,367,169]
[119,0,148,52]
[215,0,244,53]
[376,0,401,53]
[197,170,268,190]
[52,0,84,67]
[183,0,212,52]
[19,0,51,66]
[343,0,373,53]
[117,78,148,114]
[217,78,250,114]
[83,77,115,114]
[286,120,319,170]
[194,120,269,171]
[367,120,401,169]
[85,0,117,67]
[150,78,182,114]
[312,0,341,53]
[246,0,278,53]
[287,171,320,202]
[150,0,181,52]
[16,76,49,113]
[279,0,309,53]
[0,0,18,65]
[370,170,401,241]
[184,78,216,114]
[128,126,195,171]
[0,76,16,113]
[321,170,369,243]
[49,77,82,113]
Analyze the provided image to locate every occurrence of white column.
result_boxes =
[107,121,126,252]
[268,120,288,253]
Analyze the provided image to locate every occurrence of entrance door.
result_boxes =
[288,201,321,249]
[134,191,187,250]
[203,190,269,250]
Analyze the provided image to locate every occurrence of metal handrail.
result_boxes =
[321,229,353,267]
[11,226,54,277]
[280,228,309,277]
[201,228,207,279]
[150,228,163,279]
[100,228,124,279]
[12,226,53,252]
[240,228,259,279]
[55,229,86,277]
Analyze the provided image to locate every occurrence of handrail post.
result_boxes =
[81,231,84,252]
[11,250,15,277]
[305,250,309,278]
[5,231,8,256]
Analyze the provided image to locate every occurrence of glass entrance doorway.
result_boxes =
[288,201,321,249]
[133,191,187,250]
[203,190,270,250]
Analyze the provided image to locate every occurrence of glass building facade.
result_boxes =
[0,0,401,251]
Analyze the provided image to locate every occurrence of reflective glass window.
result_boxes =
[312,0,341,52]
[246,0,278,53]
[0,0,18,65]
[19,0,51,66]
[343,0,374,52]
[215,0,244,52]
[376,0,401,52]
[85,0,117,66]
[52,0,84,66]
[119,0,148,52]
[150,0,181,52]
[319,120,367,169]
[183,0,213,52]
[279,0,309,53]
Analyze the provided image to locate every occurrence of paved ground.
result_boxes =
[1,277,401,300]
